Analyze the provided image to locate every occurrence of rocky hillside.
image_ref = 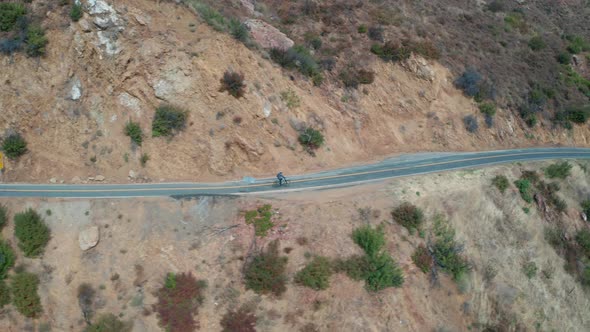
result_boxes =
[0,0,589,183]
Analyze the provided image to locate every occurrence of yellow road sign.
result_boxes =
[0,152,3,170]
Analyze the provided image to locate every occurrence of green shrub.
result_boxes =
[140,153,149,167]
[412,245,432,274]
[491,175,509,193]
[155,272,206,332]
[363,252,404,291]
[14,208,50,257]
[298,127,324,150]
[339,66,375,88]
[576,229,590,256]
[244,204,274,237]
[431,216,470,281]
[220,306,256,332]
[0,3,26,31]
[0,280,9,308]
[581,199,590,218]
[165,272,176,289]
[391,202,425,232]
[2,133,27,159]
[478,102,496,116]
[280,89,300,109]
[219,70,246,98]
[0,241,15,279]
[333,255,370,281]
[190,1,226,31]
[352,225,385,257]
[295,256,332,290]
[528,36,545,51]
[124,121,142,146]
[229,18,249,42]
[371,41,411,62]
[25,26,48,57]
[152,105,188,137]
[269,45,322,81]
[357,24,367,33]
[566,35,590,54]
[557,52,571,65]
[11,272,42,318]
[84,313,133,332]
[545,161,572,179]
[514,179,533,203]
[244,240,288,296]
[566,105,590,124]
[70,3,82,22]
[522,261,538,279]
[0,204,7,230]
[504,12,527,33]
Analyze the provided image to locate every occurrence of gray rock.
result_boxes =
[49,178,57,184]
[128,170,136,178]
[95,175,105,181]
[70,78,82,101]
[244,19,294,51]
[79,226,100,251]
[78,19,92,32]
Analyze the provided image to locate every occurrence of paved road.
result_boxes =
[1,148,590,198]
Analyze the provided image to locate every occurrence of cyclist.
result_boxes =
[277,172,287,186]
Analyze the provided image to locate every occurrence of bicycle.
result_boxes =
[273,178,290,187]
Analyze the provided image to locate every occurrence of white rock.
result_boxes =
[79,19,92,32]
[79,226,99,250]
[95,175,105,181]
[118,92,141,114]
[49,178,57,184]
[70,78,82,100]
[128,170,136,178]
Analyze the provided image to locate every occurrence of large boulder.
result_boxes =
[79,226,100,250]
[401,54,435,81]
[244,19,294,51]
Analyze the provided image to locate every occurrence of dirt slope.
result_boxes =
[1,0,589,184]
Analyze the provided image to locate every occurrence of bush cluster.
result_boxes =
[219,70,246,98]
[367,26,383,41]
[270,45,323,85]
[566,35,590,54]
[11,272,42,318]
[70,3,83,22]
[152,105,188,137]
[229,18,249,43]
[280,89,300,109]
[431,215,470,281]
[411,245,432,274]
[0,3,26,31]
[478,102,496,117]
[391,202,424,232]
[2,133,28,159]
[14,209,50,257]
[463,115,479,133]
[514,179,533,203]
[244,204,274,237]
[298,127,324,150]
[295,256,332,290]
[124,121,143,146]
[0,204,7,230]
[220,306,257,332]
[371,39,439,62]
[528,36,546,51]
[244,240,288,296]
[155,272,206,332]
[0,280,9,308]
[25,25,48,57]
[545,161,572,179]
[0,240,15,279]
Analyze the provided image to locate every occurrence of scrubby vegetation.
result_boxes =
[244,204,274,237]
[0,204,7,230]
[219,70,246,98]
[491,175,509,193]
[430,215,470,281]
[0,280,9,308]
[298,127,324,151]
[339,65,375,89]
[229,19,249,43]
[155,272,206,332]
[337,225,404,291]
[0,240,15,279]
[70,3,82,22]
[270,45,323,85]
[522,261,538,279]
[84,313,133,332]
[152,105,188,137]
[0,3,26,31]
[25,25,48,57]
[14,208,50,257]
[514,179,533,203]
[463,115,479,133]
[78,283,96,324]
[412,245,432,274]
[528,36,546,51]
[220,305,257,332]
[2,133,28,159]
[280,89,300,109]
[124,121,143,146]
[371,39,439,62]
[295,256,332,290]
[392,202,425,233]
[244,240,288,296]
[545,161,572,179]
[10,271,42,318]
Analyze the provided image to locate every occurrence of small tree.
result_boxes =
[295,256,332,290]
[391,203,425,232]
[352,225,385,257]
[244,240,288,296]
[412,245,432,274]
[219,70,246,98]
[152,105,188,137]
[514,179,533,203]
[14,209,51,257]
[528,36,546,51]
[298,128,324,150]
[0,3,26,31]
[2,133,27,159]
[220,306,257,332]
[545,161,572,179]
[124,121,143,146]
[0,240,15,279]
[155,272,206,332]
[11,272,42,318]
[431,215,470,281]
[491,175,509,193]
[70,3,83,21]
[25,26,48,57]
[463,115,479,133]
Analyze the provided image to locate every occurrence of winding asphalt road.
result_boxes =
[1,148,590,198]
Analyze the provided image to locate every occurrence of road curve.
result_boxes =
[1,148,590,198]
